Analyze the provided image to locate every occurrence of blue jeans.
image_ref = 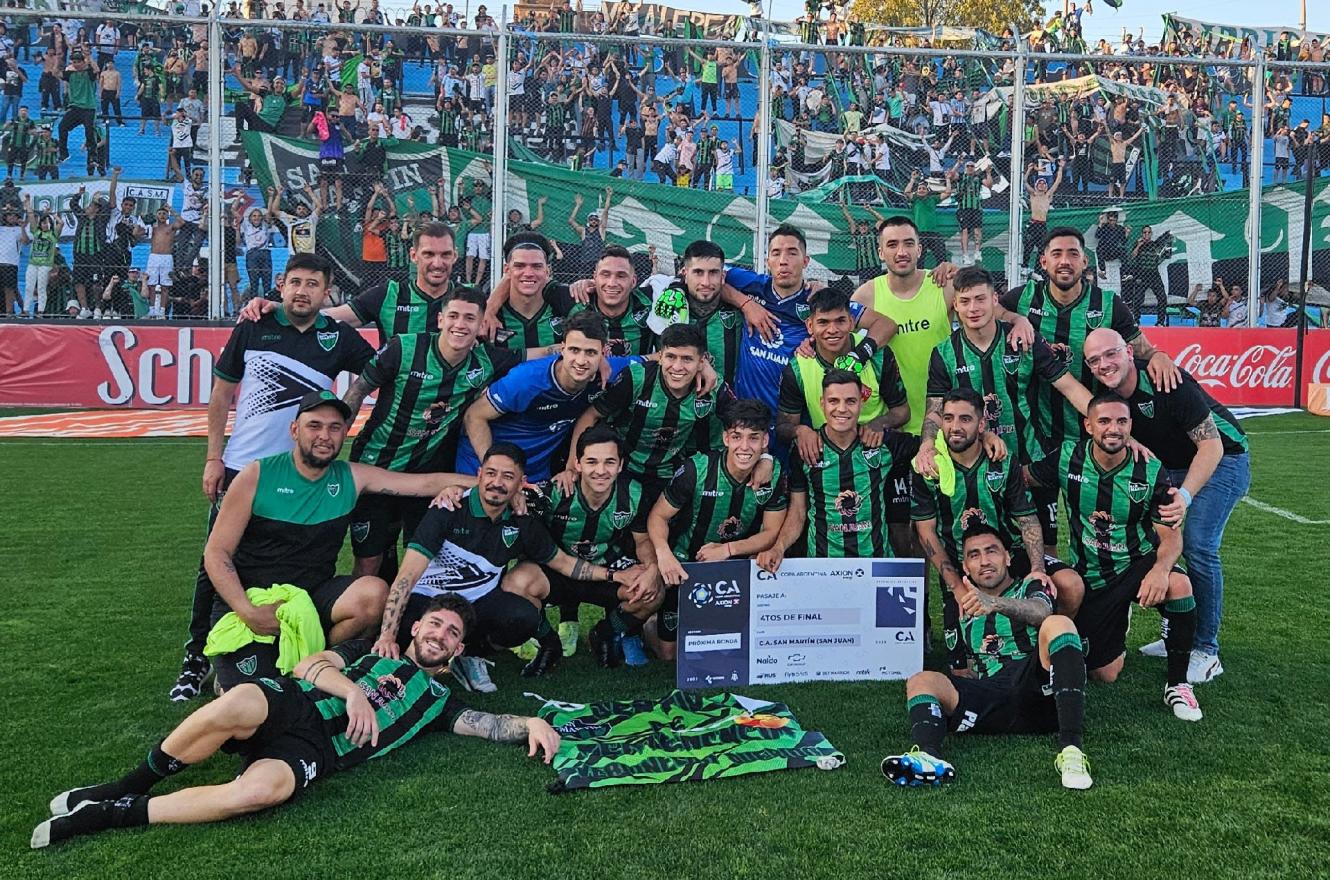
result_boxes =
[1167,453,1251,656]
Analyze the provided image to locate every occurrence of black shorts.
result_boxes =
[141,97,161,119]
[1274,157,1290,169]
[171,146,192,163]
[957,208,982,231]
[1029,482,1059,548]
[209,574,358,635]
[0,263,16,291]
[220,678,335,799]
[399,584,540,651]
[545,565,627,611]
[1074,552,1187,670]
[1110,161,1126,184]
[948,655,1057,735]
[723,81,740,99]
[657,584,679,642]
[72,254,102,287]
[319,157,345,178]
[349,492,429,558]
[1008,550,1072,581]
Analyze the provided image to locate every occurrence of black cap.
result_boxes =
[297,389,352,421]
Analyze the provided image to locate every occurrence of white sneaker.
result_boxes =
[1187,650,1223,684]
[78,308,92,319]
[1055,745,1093,790]
[449,655,497,693]
[1164,683,1203,721]
[93,308,103,319]
[1139,638,1167,658]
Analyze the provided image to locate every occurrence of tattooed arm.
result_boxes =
[372,549,431,659]
[1179,414,1225,503]
[1130,332,1182,392]
[341,375,375,415]
[1015,514,1047,574]
[911,396,945,478]
[916,518,963,593]
[451,709,561,763]
[955,577,1052,626]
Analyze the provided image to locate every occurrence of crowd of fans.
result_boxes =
[0,1,1324,325]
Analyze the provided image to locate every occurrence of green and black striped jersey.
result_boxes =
[853,232,878,270]
[688,297,744,387]
[494,282,576,353]
[232,454,357,590]
[293,638,463,770]
[1000,281,1142,447]
[926,321,1068,462]
[911,454,1035,565]
[956,173,984,209]
[349,278,466,340]
[351,335,520,471]
[960,577,1054,679]
[594,362,717,482]
[1029,439,1172,590]
[789,430,919,557]
[384,231,411,270]
[1113,359,1249,470]
[566,284,657,356]
[663,451,789,559]
[531,477,647,565]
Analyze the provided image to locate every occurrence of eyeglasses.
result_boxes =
[1084,345,1126,368]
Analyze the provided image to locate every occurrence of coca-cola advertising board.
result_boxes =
[0,323,380,409]
[0,323,1327,409]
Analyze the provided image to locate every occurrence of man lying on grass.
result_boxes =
[32,594,560,849]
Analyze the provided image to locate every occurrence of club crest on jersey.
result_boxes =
[720,309,740,329]
[1001,352,1021,374]
[351,521,371,543]
[985,466,1006,484]
[959,507,990,529]
[316,330,339,352]
[860,446,883,468]
[795,303,811,320]
[501,525,520,547]
[237,654,258,677]
[835,489,863,517]
[1138,400,1155,418]
[1126,481,1150,503]
[550,316,566,334]
[754,484,773,503]
[633,308,649,324]
[1086,309,1105,328]
[694,397,714,417]
[612,510,633,529]
[464,366,486,387]
[717,515,743,539]
[327,482,341,497]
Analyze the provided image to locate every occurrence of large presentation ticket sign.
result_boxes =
[676,558,926,690]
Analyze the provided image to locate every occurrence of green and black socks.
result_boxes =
[1048,632,1086,750]
[906,694,947,757]
[1161,596,1197,686]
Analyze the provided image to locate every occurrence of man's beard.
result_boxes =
[299,446,338,468]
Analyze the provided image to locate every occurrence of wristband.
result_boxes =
[1177,487,1192,508]
[850,336,879,363]
[206,457,222,462]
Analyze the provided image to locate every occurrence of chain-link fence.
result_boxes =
[4,7,1328,325]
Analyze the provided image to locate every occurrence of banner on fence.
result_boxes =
[0,323,378,409]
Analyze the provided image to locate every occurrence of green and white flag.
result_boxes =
[536,689,844,793]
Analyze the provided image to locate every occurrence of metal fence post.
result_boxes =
[208,12,225,319]
[1246,56,1266,322]
[753,21,772,262]
[1005,48,1028,286]
[490,12,510,291]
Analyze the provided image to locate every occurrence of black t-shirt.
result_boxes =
[1111,358,1249,470]
[406,491,558,602]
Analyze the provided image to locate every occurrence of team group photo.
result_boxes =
[1,0,1326,876]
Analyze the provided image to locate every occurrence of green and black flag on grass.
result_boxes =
[537,690,843,792]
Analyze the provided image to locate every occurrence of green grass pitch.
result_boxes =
[3,413,1328,878]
